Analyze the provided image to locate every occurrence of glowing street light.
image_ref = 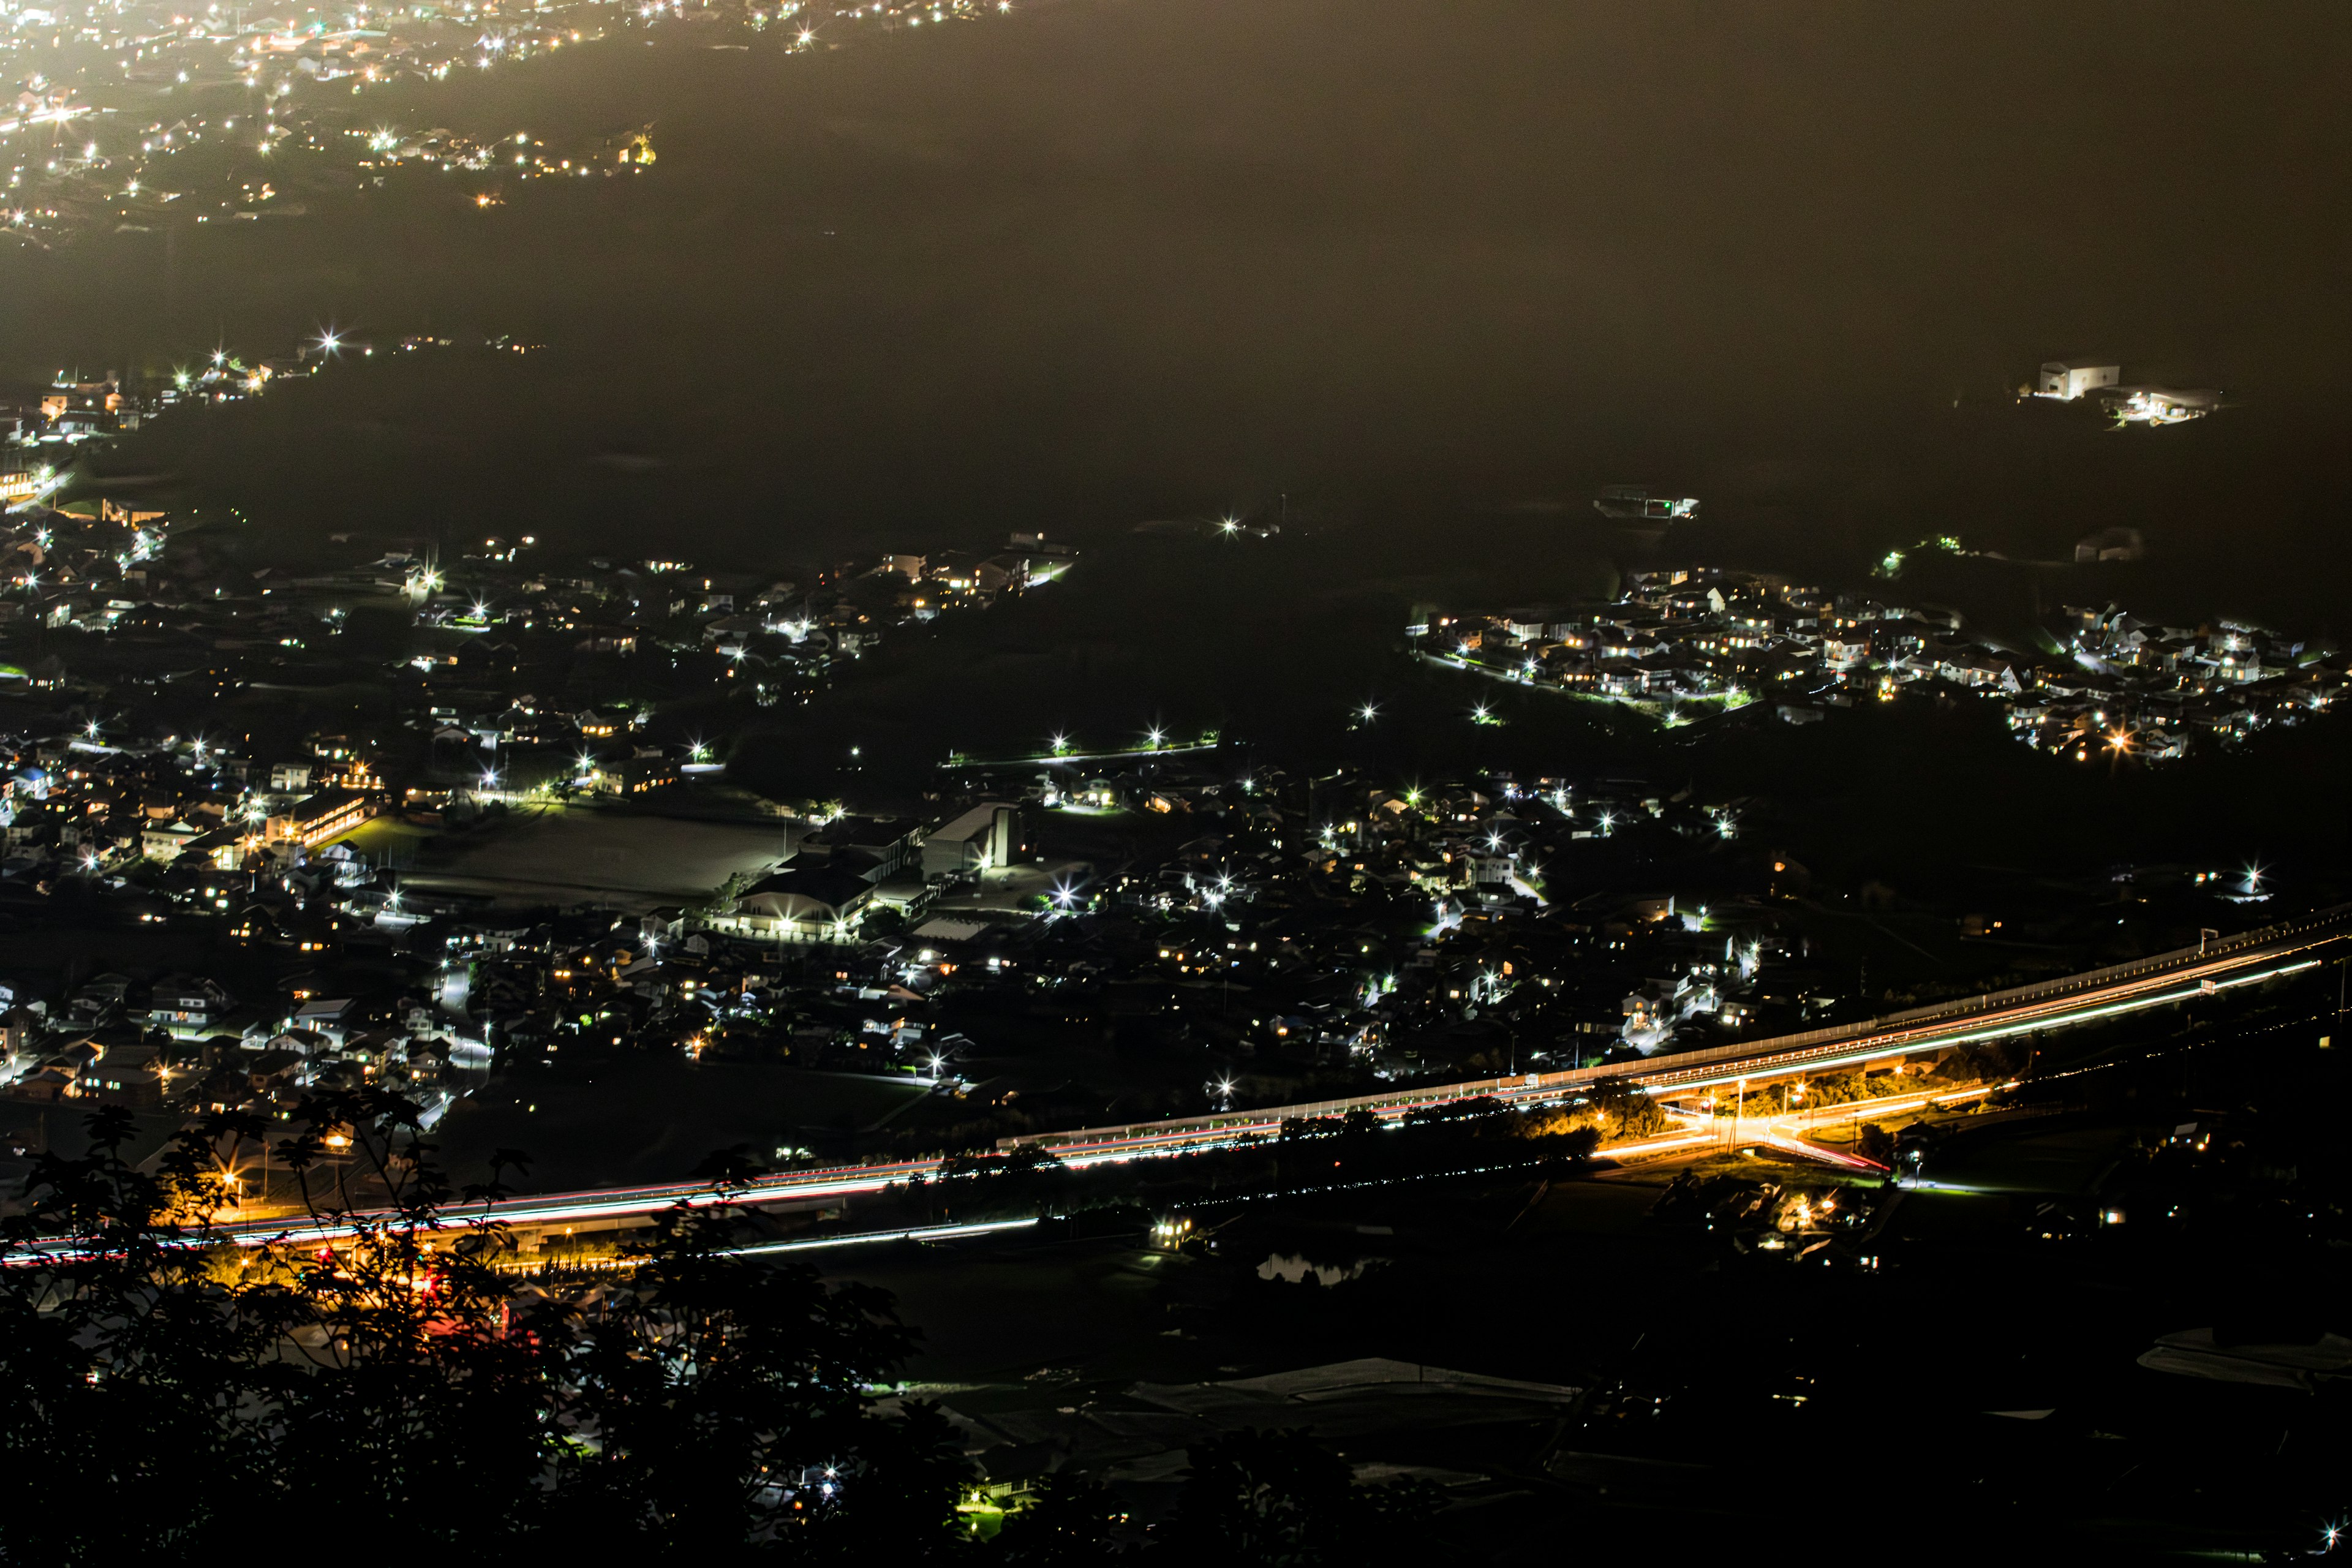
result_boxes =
[1357,702,1379,725]
[1145,726,1166,749]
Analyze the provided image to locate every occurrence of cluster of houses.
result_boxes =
[1419,566,2340,761]
[897,753,1842,1102]
[0,470,1087,1180]
[0,690,1839,1180]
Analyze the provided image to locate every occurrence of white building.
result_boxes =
[2038,360,2122,401]
[922,802,1021,881]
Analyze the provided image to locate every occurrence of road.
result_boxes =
[39,904,2350,1259]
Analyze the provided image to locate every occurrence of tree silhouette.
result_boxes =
[0,1103,1424,1562]
[0,1097,970,1561]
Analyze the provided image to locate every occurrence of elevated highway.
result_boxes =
[66,905,2352,1257]
[994,903,2349,1161]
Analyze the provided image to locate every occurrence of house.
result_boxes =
[290,996,358,1043]
[151,975,235,1035]
[598,755,678,797]
[2037,360,2120,401]
[141,819,203,863]
[10,1065,72,1101]
[81,1049,164,1106]
[0,1005,42,1058]
[1932,648,2021,692]
[2074,527,2144,563]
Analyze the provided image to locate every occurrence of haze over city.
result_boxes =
[0,2,2346,1561]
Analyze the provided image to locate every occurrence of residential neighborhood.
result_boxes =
[1415,564,2342,761]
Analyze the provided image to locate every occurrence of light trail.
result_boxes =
[10,908,2343,1264]
[722,1217,1039,1256]
[1632,959,2319,1096]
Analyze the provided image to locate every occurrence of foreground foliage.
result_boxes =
[0,1094,1435,1564]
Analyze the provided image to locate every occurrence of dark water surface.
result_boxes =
[0,0,2342,616]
